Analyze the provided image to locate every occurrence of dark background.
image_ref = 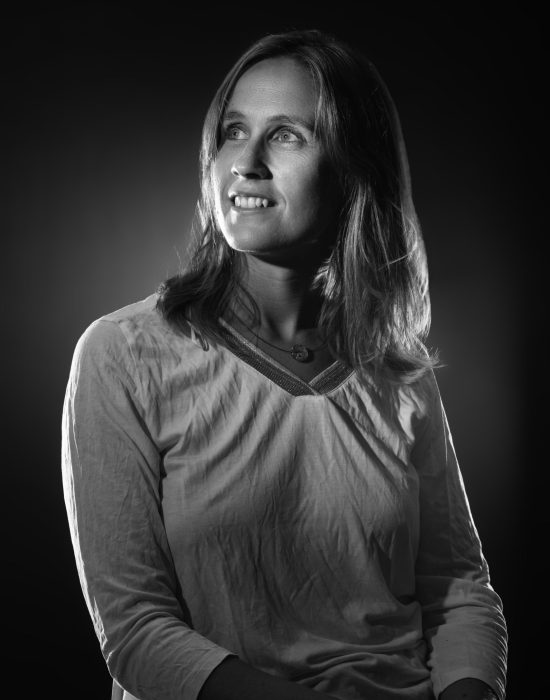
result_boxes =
[4,3,543,697]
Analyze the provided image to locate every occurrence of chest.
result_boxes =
[154,374,420,562]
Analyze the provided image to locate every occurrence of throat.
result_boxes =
[239,252,325,332]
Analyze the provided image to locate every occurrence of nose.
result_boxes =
[231,139,270,179]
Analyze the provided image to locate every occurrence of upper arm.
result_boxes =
[411,376,488,584]
[62,319,231,700]
[409,373,507,699]
[62,319,183,643]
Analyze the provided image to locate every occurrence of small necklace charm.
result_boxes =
[228,313,327,363]
[290,344,310,362]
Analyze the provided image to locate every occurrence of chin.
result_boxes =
[221,226,282,254]
[219,221,325,261]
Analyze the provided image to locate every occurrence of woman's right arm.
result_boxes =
[198,658,335,700]
[62,319,333,700]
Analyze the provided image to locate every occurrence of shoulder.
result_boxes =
[388,369,443,444]
[70,295,164,383]
[398,367,441,411]
[346,368,441,447]
[407,369,441,412]
[95,292,170,345]
[71,294,214,396]
[74,293,196,361]
[400,370,452,459]
[72,295,154,363]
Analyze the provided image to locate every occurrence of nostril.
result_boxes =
[232,167,265,179]
[231,154,270,179]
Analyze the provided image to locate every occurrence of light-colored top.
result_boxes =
[62,294,507,700]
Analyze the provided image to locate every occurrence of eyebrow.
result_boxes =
[222,110,315,132]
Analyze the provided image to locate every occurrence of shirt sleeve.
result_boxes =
[61,319,234,700]
[411,374,508,699]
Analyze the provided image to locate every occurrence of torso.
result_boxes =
[100,295,435,698]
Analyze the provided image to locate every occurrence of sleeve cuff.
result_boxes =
[183,649,238,700]
[435,667,504,700]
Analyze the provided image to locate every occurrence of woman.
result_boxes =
[62,30,507,700]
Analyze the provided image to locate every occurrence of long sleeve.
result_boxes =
[411,375,507,699]
[61,319,233,700]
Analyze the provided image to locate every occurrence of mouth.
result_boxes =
[229,193,274,209]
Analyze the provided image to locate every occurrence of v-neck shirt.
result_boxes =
[217,317,354,395]
[62,294,507,700]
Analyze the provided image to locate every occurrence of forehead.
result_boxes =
[225,57,317,121]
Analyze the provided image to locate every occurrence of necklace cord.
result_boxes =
[229,313,327,362]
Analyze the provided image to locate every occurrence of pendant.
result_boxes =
[290,344,310,362]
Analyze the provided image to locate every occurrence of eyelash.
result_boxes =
[274,129,301,143]
[223,124,303,144]
[225,125,246,140]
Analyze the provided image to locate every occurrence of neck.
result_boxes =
[232,254,323,343]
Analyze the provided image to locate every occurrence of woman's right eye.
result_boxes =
[224,125,247,140]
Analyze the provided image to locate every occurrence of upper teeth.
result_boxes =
[234,196,269,209]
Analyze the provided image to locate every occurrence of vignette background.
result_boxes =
[4,3,543,697]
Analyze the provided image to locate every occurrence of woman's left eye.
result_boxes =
[273,129,301,143]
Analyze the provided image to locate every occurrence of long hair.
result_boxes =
[157,29,437,383]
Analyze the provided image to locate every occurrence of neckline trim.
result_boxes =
[218,318,355,397]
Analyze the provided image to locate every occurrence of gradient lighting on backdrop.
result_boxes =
[5,5,535,697]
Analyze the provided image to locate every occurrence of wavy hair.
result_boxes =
[157,29,437,382]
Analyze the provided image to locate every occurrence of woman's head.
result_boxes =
[201,30,418,238]
[158,29,435,381]
[211,55,342,263]
[201,30,414,232]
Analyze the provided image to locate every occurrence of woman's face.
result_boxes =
[213,57,340,263]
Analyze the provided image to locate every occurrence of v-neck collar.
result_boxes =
[218,318,355,397]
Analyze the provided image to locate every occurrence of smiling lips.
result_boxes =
[231,194,273,209]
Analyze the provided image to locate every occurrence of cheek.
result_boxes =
[291,166,338,225]
[313,163,342,224]
[212,161,228,216]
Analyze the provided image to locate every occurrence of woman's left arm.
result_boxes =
[439,678,499,699]
[411,374,507,700]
